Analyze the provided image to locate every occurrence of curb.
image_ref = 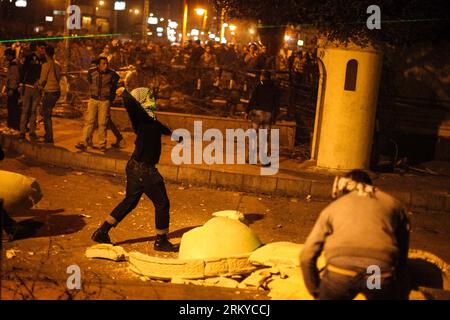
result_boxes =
[1,134,449,213]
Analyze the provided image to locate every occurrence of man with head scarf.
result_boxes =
[91,86,179,252]
[300,170,410,300]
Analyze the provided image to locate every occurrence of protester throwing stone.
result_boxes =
[300,170,410,300]
[91,87,180,252]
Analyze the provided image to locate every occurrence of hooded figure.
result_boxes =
[91,86,179,252]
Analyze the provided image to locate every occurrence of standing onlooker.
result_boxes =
[4,48,21,133]
[38,45,61,144]
[245,70,280,166]
[19,42,46,141]
[75,57,119,152]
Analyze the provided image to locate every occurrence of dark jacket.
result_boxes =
[122,90,172,165]
[300,190,410,297]
[246,80,281,117]
[22,53,43,86]
[6,59,20,90]
[87,67,120,101]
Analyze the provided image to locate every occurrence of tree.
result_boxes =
[211,0,450,48]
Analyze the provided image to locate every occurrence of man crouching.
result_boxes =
[91,87,178,252]
[301,170,410,300]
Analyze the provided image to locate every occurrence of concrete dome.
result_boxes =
[0,170,42,213]
[179,217,262,260]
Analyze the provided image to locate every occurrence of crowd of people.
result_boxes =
[1,37,313,147]
[1,37,316,75]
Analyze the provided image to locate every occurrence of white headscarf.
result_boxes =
[130,87,157,119]
[331,176,376,199]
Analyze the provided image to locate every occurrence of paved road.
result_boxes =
[1,156,449,299]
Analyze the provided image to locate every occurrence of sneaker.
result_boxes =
[91,229,112,244]
[154,235,179,252]
[75,142,87,151]
[111,136,123,149]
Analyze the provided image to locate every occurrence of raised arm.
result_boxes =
[118,88,148,132]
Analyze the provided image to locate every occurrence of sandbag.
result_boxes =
[0,170,43,213]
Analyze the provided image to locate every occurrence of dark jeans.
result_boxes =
[109,159,170,233]
[42,91,60,142]
[319,269,401,300]
[7,89,21,130]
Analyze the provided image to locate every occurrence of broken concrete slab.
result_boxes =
[0,170,43,213]
[179,217,262,260]
[249,241,326,268]
[241,269,274,288]
[212,210,245,222]
[128,252,205,280]
[85,244,127,262]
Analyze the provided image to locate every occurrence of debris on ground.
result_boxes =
[85,244,127,262]
[6,249,18,259]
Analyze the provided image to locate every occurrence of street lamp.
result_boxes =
[195,8,205,16]
[15,0,27,7]
[114,1,126,11]
[195,8,207,39]
[99,0,105,6]
[229,24,236,31]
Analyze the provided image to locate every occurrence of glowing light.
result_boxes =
[156,27,164,33]
[209,33,215,39]
[45,16,54,22]
[148,16,158,25]
[99,1,105,6]
[195,8,206,16]
[229,25,237,31]
[134,9,140,15]
[249,29,255,35]
[15,0,27,8]
[284,35,291,41]
[114,1,126,11]
[157,33,163,37]
[168,21,178,29]
[297,39,304,46]
[191,29,199,36]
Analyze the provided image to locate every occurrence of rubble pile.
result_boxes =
[85,211,450,300]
